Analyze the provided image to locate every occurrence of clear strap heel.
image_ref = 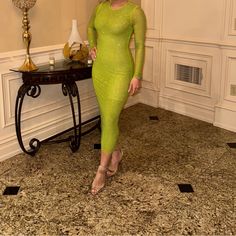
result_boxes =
[91,165,107,195]
[107,149,123,177]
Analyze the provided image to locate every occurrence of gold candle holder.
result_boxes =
[12,0,38,71]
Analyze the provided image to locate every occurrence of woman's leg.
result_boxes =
[91,151,111,195]
[107,147,123,176]
[100,99,123,153]
[91,99,124,194]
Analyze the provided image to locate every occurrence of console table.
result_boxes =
[11,60,99,156]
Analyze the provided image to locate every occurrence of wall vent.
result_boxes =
[175,64,202,85]
[230,84,236,96]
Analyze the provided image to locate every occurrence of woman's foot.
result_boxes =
[91,165,107,195]
[107,149,123,177]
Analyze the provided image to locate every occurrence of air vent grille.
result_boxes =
[175,64,202,85]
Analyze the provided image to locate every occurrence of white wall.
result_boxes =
[140,0,236,132]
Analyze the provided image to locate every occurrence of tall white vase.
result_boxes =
[63,19,88,61]
[68,19,83,47]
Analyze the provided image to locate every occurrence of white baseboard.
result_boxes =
[124,94,140,108]
[214,106,236,133]
[139,88,159,108]
[159,94,214,123]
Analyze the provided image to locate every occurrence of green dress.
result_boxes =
[87,0,146,154]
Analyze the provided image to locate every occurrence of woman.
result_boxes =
[87,0,146,195]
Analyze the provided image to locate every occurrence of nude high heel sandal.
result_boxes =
[91,165,107,195]
[107,149,123,177]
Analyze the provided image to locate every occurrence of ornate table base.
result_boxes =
[12,60,99,156]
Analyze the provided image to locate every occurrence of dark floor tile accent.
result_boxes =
[149,116,159,121]
[94,143,101,149]
[227,143,236,149]
[178,184,194,193]
[3,186,20,196]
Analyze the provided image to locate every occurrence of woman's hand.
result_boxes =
[89,47,97,61]
[128,77,142,96]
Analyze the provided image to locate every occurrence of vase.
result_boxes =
[12,0,38,71]
[63,19,88,62]
[68,19,83,47]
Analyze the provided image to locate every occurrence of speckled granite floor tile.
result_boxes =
[0,103,235,235]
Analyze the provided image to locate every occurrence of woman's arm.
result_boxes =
[128,6,146,95]
[87,4,101,49]
[132,6,147,79]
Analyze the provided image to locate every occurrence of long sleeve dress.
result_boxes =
[87,0,146,154]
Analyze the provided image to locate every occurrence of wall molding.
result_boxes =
[142,40,159,91]
[165,49,213,98]
[144,37,236,50]
[223,56,236,102]
[214,106,236,132]
[159,94,215,123]
[1,71,96,128]
[0,102,99,145]
[227,0,236,36]
[0,105,100,162]
[0,44,64,61]
[139,88,159,108]
[141,0,163,38]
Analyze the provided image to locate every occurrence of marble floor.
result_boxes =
[0,103,235,235]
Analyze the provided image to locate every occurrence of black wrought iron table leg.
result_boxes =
[15,84,41,156]
[62,82,81,152]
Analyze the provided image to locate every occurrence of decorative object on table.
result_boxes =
[85,41,93,65]
[63,19,89,62]
[87,55,93,65]
[49,56,55,66]
[12,0,38,71]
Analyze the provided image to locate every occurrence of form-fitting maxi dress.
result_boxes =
[87,1,146,153]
